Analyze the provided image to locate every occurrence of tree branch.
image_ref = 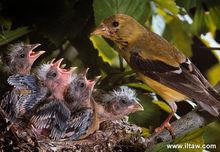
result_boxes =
[144,110,216,150]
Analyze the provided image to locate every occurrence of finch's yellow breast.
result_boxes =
[138,73,187,102]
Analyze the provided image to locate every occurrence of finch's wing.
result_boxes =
[64,108,93,140]
[31,100,70,140]
[130,52,220,116]
[7,74,48,117]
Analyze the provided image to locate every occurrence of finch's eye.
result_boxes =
[20,53,25,58]
[112,21,119,27]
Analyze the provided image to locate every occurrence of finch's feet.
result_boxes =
[155,122,175,139]
[154,111,175,139]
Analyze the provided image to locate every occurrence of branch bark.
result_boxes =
[144,110,216,151]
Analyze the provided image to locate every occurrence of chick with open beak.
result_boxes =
[7,58,76,117]
[64,68,99,111]
[37,58,76,100]
[7,58,77,140]
[3,42,45,75]
[62,68,100,140]
[1,43,45,120]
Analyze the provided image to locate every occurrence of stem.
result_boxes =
[119,55,124,71]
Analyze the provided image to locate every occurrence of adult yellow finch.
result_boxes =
[92,14,220,133]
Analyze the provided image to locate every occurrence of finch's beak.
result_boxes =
[28,43,45,61]
[92,23,109,36]
[128,100,144,112]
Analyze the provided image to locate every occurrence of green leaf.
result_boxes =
[152,100,172,113]
[126,82,153,92]
[205,0,220,27]
[203,122,220,152]
[191,4,208,35]
[0,16,12,30]
[148,141,172,152]
[129,94,162,128]
[141,127,151,137]
[90,35,118,66]
[0,27,30,46]
[204,13,217,35]
[153,0,179,16]
[174,128,204,144]
[163,18,193,57]
[173,128,205,152]
[98,72,129,90]
[207,63,220,85]
[178,0,220,35]
[175,0,197,12]
[93,0,150,25]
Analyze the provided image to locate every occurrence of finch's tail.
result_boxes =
[198,101,219,117]
[199,87,220,117]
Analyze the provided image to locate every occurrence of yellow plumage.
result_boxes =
[93,13,220,134]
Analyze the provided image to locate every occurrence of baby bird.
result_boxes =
[31,68,96,140]
[8,59,76,140]
[63,86,144,140]
[63,69,99,140]
[3,42,45,75]
[8,58,74,117]
[36,58,76,100]
[95,86,144,121]
[64,68,97,111]
[1,42,45,120]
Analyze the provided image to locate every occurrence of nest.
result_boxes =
[0,110,146,152]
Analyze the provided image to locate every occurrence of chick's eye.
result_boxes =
[112,21,119,27]
[20,53,25,58]
[120,99,127,104]
[79,82,85,88]
[52,72,57,77]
